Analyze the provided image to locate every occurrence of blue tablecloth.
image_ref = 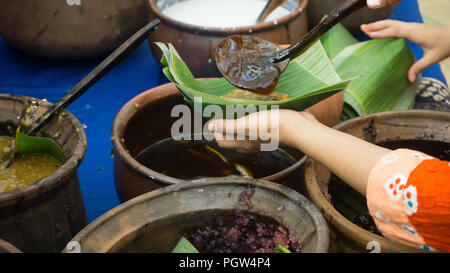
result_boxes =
[0,0,446,222]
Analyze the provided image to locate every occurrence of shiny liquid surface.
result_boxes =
[216,35,289,94]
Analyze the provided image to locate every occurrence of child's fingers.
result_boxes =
[408,54,436,82]
[208,118,239,135]
[367,0,401,9]
[361,20,416,40]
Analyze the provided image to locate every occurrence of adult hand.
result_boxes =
[361,20,450,82]
[367,0,401,9]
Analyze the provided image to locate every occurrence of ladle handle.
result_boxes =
[273,0,366,63]
[25,19,161,136]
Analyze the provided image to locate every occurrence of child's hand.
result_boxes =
[367,0,401,9]
[207,110,313,153]
[361,20,450,82]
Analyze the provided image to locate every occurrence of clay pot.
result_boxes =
[63,177,329,253]
[0,0,150,59]
[305,110,450,253]
[0,239,21,253]
[307,0,397,35]
[0,94,88,252]
[147,0,309,77]
[112,82,343,202]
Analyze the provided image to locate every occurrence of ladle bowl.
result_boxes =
[148,0,309,77]
[215,0,366,92]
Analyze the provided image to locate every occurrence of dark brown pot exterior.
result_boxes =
[147,0,309,77]
[305,110,450,253]
[0,0,150,60]
[112,81,343,203]
[65,178,329,253]
[307,0,396,35]
[0,94,88,253]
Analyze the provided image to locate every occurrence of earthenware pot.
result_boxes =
[63,177,329,253]
[147,0,309,77]
[307,0,397,35]
[0,0,150,59]
[112,82,343,202]
[305,110,450,253]
[0,239,21,253]
[0,94,88,252]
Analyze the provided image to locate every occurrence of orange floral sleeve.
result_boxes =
[367,149,450,252]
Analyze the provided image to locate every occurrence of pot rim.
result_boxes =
[0,94,87,208]
[66,177,329,253]
[111,82,306,187]
[305,110,450,253]
[148,0,308,36]
[0,239,21,253]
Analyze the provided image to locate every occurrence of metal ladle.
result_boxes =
[216,0,367,93]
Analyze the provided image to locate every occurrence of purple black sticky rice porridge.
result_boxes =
[185,210,302,253]
[185,185,301,253]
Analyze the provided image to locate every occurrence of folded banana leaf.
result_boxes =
[156,42,353,117]
[321,24,417,120]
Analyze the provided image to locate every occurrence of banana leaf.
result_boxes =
[15,129,66,163]
[172,237,199,253]
[320,24,417,120]
[320,24,358,60]
[156,42,353,118]
[334,38,416,119]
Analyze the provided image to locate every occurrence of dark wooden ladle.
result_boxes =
[216,0,367,93]
[0,19,161,168]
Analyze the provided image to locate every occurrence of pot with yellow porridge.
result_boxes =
[0,94,88,253]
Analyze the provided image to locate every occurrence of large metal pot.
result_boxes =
[307,0,397,35]
[148,0,309,77]
[0,0,150,59]
[305,110,450,253]
[64,178,329,253]
[0,94,88,252]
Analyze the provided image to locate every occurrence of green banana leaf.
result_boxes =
[334,38,416,118]
[320,24,358,60]
[172,237,199,253]
[275,244,291,253]
[15,129,66,163]
[156,41,353,118]
[320,24,417,120]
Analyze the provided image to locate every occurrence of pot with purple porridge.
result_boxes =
[63,177,329,253]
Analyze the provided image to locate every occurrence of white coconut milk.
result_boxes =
[161,0,292,28]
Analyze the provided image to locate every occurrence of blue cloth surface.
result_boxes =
[0,1,446,222]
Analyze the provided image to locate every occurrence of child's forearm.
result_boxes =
[282,113,390,195]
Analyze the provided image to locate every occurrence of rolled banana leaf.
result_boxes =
[156,42,353,118]
[320,23,358,60]
[321,24,417,120]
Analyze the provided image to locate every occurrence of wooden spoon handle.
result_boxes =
[25,19,161,136]
[273,0,366,63]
